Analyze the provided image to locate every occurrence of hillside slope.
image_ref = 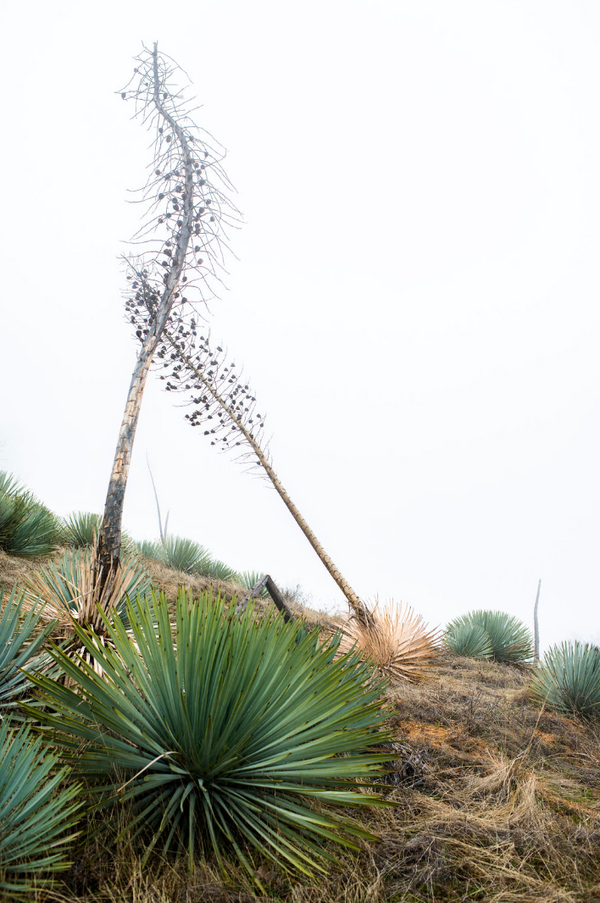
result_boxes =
[2,553,600,902]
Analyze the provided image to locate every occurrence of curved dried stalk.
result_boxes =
[337,597,440,682]
[152,328,373,625]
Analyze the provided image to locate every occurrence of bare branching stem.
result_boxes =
[97,43,236,593]
[533,578,541,663]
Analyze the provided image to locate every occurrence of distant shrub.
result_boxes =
[281,583,316,610]
[0,471,61,559]
[530,641,600,719]
[445,610,533,664]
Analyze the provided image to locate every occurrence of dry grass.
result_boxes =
[138,555,244,607]
[3,552,600,901]
[0,547,56,594]
[37,649,600,902]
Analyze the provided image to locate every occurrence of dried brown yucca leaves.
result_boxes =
[22,544,152,675]
[337,598,440,683]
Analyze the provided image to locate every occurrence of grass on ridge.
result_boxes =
[2,552,600,902]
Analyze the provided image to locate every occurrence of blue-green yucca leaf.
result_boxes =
[443,620,494,660]
[0,471,25,497]
[0,588,56,715]
[29,588,393,880]
[0,472,61,559]
[530,641,600,719]
[445,610,533,664]
[24,546,153,634]
[0,720,81,895]
[160,535,212,573]
[61,511,103,547]
[195,558,238,581]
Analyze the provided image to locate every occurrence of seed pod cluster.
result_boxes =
[167,332,268,460]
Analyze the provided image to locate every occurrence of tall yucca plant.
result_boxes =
[106,45,371,626]
[530,641,600,719]
[29,589,392,882]
[0,721,81,896]
[337,598,440,682]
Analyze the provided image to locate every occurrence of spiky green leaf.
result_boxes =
[531,641,600,719]
[29,589,393,879]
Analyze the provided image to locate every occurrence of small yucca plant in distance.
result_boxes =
[29,589,392,883]
[445,610,533,665]
[530,641,600,719]
[0,720,81,897]
[61,511,104,548]
[444,620,494,660]
[134,538,165,562]
[0,470,61,559]
[134,533,241,582]
[197,557,238,582]
[157,534,211,573]
[62,512,135,554]
[337,598,440,682]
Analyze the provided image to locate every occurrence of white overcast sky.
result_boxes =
[1,1,599,651]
